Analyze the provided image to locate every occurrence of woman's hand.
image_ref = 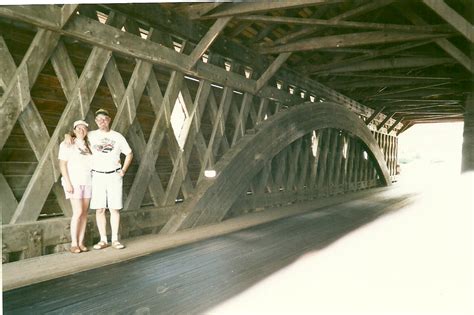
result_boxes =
[65,181,74,194]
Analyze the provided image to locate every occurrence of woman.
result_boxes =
[58,120,93,254]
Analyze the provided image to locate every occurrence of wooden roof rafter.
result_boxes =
[235,15,450,33]
[397,4,473,73]
[194,0,345,20]
[422,0,474,43]
[302,39,436,74]
[258,31,453,54]
[312,56,456,74]
[267,0,397,47]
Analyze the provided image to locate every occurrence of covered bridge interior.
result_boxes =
[1,1,473,313]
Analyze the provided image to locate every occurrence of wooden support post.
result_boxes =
[341,136,350,188]
[326,130,339,192]
[296,137,310,190]
[287,138,303,190]
[352,142,361,188]
[308,130,323,189]
[272,147,288,191]
[346,137,356,189]
[362,147,369,184]
[254,161,272,194]
[333,133,345,187]
[316,129,331,189]
[461,94,474,172]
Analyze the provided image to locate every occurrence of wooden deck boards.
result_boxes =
[3,190,414,314]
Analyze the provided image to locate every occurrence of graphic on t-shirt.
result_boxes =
[93,138,116,154]
[78,147,91,155]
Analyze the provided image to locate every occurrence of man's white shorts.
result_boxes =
[90,171,123,210]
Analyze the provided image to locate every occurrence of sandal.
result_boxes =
[70,246,81,254]
[111,241,125,249]
[93,241,108,250]
[79,245,88,252]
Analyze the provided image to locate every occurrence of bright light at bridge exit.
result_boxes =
[398,122,464,187]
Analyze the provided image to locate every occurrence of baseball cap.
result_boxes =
[95,108,110,117]
[73,120,89,129]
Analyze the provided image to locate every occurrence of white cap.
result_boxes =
[73,120,89,129]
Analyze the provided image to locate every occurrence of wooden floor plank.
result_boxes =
[3,191,413,314]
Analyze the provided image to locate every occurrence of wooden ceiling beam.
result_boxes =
[255,52,292,92]
[319,73,457,81]
[183,3,223,20]
[314,56,454,74]
[198,1,344,19]
[270,0,396,46]
[365,106,386,125]
[367,82,453,98]
[304,39,434,74]
[102,3,395,128]
[422,0,474,43]
[377,113,395,130]
[0,5,402,132]
[259,31,450,54]
[324,78,453,89]
[394,111,462,115]
[228,21,253,38]
[396,121,414,135]
[399,5,473,73]
[368,100,461,106]
[387,116,403,133]
[187,17,232,69]
[237,15,448,33]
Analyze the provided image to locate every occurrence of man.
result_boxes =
[88,108,133,250]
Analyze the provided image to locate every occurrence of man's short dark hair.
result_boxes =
[95,108,110,117]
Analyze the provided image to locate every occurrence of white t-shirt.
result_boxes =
[88,129,132,171]
[58,140,93,186]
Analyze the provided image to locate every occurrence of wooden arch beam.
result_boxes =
[161,102,391,234]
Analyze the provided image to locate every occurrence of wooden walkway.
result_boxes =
[4,189,415,314]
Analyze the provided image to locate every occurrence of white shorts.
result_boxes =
[90,170,123,210]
